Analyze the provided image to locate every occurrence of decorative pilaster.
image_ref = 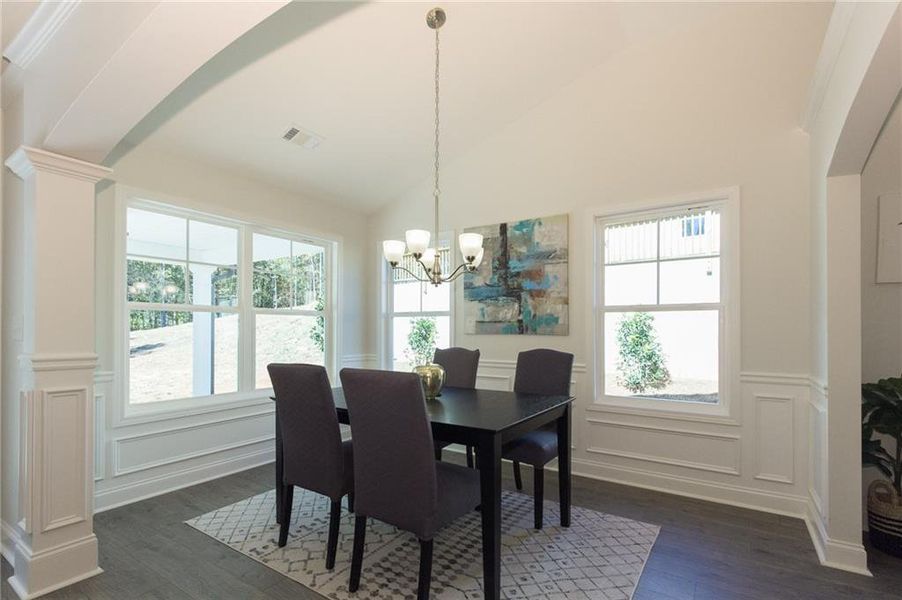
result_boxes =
[5,147,111,599]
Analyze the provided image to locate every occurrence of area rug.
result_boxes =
[186,488,659,599]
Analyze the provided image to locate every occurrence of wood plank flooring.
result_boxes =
[3,458,901,599]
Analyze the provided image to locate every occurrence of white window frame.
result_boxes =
[591,187,740,421]
[381,231,456,370]
[114,192,338,423]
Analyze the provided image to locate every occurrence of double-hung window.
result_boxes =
[251,233,328,389]
[386,235,453,371]
[596,191,738,413]
[125,202,333,407]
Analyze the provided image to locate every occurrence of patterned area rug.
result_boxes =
[186,488,659,599]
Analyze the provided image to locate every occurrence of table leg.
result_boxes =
[275,410,284,524]
[478,433,502,600]
[556,404,572,527]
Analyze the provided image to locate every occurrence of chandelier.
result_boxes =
[382,7,484,286]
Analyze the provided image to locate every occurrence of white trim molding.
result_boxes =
[5,146,111,183]
[573,458,808,518]
[806,495,872,577]
[588,186,742,424]
[799,2,858,132]
[94,447,273,514]
[19,353,98,373]
[3,1,81,69]
[341,354,378,369]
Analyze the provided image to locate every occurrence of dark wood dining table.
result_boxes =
[272,385,574,600]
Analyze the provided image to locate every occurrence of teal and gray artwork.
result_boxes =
[463,214,569,335]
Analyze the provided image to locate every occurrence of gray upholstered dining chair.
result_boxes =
[340,368,481,600]
[502,349,574,530]
[267,364,353,569]
[431,347,480,464]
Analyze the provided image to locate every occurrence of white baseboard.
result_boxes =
[7,567,104,600]
[6,534,102,600]
[805,493,872,576]
[1,520,22,565]
[94,447,274,513]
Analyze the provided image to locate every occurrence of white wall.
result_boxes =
[91,145,370,510]
[862,98,902,384]
[861,96,902,526]
[805,1,900,574]
[370,3,827,516]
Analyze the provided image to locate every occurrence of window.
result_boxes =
[386,236,452,371]
[252,234,327,389]
[596,192,738,413]
[125,203,334,406]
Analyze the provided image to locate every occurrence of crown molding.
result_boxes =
[3,1,81,69]
[5,146,111,183]
[799,3,858,132]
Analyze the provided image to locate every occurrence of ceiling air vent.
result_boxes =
[281,124,323,150]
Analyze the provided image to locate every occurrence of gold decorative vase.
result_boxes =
[413,363,446,400]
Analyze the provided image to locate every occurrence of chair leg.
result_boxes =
[434,446,443,461]
[513,461,523,491]
[278,485,293,547]
[348,491,355,513]
[417,538,434,600]
[533,466,544,530]
[326,500,341,570]
[349,515,367,592]
[466,445,474,468]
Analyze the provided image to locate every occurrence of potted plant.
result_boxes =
[862,375,902,557]
[406,317,445,400]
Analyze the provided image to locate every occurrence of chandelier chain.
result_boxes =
[433,25,441,244]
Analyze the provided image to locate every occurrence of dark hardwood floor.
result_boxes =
[3,457,901,599]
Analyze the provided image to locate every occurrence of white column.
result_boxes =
[191,264,215,396]
[4,147,111,599]
[825,174,868,563]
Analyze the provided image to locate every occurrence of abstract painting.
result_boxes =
[463,214,568,335]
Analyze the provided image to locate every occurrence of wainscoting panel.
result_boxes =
[754,394,795,484]
[569,371,810,520]
[94,367,280,512]
[341,354,378,369]
[585,418,741,476]
[475,373,512,392]
[41,387,90,532]
[113,410,274,477]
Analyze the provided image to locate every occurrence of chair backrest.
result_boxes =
[340,368,437,537]
[268,363,346,500]
[432,347,480,388]
[514,349,574,396]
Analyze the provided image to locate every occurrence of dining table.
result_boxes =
[272,385,574,600]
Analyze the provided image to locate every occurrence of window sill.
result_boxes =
[587,396,739,426]
[117,390,275,428]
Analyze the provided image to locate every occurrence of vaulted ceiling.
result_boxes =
[115,2,831,213]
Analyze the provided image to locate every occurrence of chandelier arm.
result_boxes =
[441,262,471,282]
[415,257,435,274]
[391,265,431,283]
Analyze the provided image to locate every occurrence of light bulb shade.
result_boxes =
[472,247,485,269]
[405,229,430,255]
[459,233,483,261]
[421,247,437,266]
[383,240,405,264]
